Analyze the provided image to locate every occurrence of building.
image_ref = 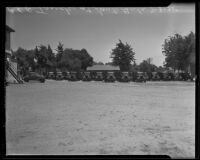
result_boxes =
[6,25,23,84]
[6,25,15,55]
[87,65,120,72]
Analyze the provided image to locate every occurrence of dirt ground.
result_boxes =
[6,80,195,158]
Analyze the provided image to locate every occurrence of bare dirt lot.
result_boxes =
[6,80,195,158]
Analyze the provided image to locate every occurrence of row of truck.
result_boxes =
[46,71,194,82]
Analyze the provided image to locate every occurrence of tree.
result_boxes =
[12,43,95,74]
[36,45,49,74]
[47,45,55,62]
[110,40,136,71]
[13,47,36,73]
[57,48,93,71]
[138,59,157,73]
[26,49,36,71]
[156,66,165,72]
[79,49,93,70]
[56,42,64,69]
[185,32,195,77]
[71,58,82,71]
[13,47,28,68]
[46,45,56,71]
[162,34,183,71]
[130,62,139,72]
[58,49,73,71]
[162,32,195,74]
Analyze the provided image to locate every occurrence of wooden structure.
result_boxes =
[5,25,23,84]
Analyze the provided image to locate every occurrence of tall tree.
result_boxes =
[110,40,136,71]
[47,45,54,61]
[38,45,48,68]
[56,42,64,69]
[185,32,195,76]
[46,44,56,71]
[162,32,195,74]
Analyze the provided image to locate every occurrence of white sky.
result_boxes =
[6,4,195,66]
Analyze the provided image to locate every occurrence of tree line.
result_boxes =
[12,42,93,76]
[109,32,195,77]
[12,31,195,78]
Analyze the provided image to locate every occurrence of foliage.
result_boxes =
[13,42,94,75]
[110,40,136,71]
[13,47,36,71]
[79,49,93,70]
[56,42,64,68]
[34,45,56,73]
[138,58,157,73]
[58,48,93,71]
[162,32,195,75]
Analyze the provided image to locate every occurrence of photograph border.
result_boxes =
[2,0,199,159]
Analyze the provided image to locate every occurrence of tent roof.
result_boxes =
[87,65,120,71]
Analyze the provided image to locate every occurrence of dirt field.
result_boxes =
[6,80,195,158]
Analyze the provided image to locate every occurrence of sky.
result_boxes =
[6,4,195,66]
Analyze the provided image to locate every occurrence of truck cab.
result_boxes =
[136,72,146,82]
[121,72,131,82]
[105,72,116,82]
[69,72,78,81]
[95,72,103,81]
[56,71,64,80]
[82,72,92,81]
